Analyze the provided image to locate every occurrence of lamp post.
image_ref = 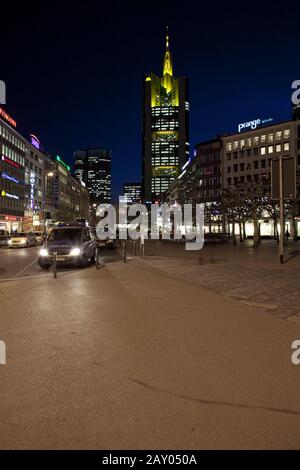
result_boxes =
[43,171,54,232]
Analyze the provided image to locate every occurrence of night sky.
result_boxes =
[1,1,300,201]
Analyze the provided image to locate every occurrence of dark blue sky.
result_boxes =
[1,1,299,201]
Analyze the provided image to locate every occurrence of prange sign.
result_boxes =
[238,117,273,133]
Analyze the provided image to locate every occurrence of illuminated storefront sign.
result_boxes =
[30,134,41,150]
[56,155,70,172]
[30,171,35,209]
[238,117,273,133]
[1,172,19,184]
[1,155,20,168]
[0,107,17,128]
[1,190,19,200]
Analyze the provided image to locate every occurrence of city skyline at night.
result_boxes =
[1,3,299,201]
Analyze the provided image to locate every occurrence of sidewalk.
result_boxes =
[0,260,300,449]
[134,240,300,320]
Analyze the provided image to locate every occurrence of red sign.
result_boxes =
[0,107,17,128]
[1,155,20,168]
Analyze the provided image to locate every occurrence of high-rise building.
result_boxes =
[74,148,112,205]
[45,155,89,225]
[123,182,142,204]
[142,28,189,203]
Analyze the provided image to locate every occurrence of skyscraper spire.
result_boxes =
[166,25,170,51]
[163,25,173,78]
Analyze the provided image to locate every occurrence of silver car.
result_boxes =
[8,232,37,248]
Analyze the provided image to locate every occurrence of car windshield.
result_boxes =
[13,232,27,237]
[48,229,82,241]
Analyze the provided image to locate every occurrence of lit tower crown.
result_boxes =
[162,27,173,93]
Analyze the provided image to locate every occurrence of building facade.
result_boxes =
[0,109,26,233]
[142,29,189,203]
[23,135,48,232]
[222,121,295,190]
[45,155,89,227]
[123,182,142,204]
[74,148,112,206]
[165,138,222,206]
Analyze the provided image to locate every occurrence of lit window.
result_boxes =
[275,131,282,141]
[247,138,252,147]
[261,135,266,143]
[261,147,266,155]
[240,140,245,149]
[268,146,274,154]
[276,144,281,152]
[284,130,290,140]
[284,142,290,151]
[268,134,274,143]
[253,136,259,145]
[233,141,239,150]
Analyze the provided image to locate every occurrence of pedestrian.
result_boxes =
[285,229,290,241]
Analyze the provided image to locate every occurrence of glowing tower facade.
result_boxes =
[142,28,189,202]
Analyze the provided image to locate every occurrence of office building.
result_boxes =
[74,148,111,206]
[45,155,89,226]
[0,108,26,233]
[142,28,189,203]
[123,182,142,204]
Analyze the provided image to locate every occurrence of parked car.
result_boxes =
[8,232,37,248]
[34,232,44,245]
[0,234,10,247]
[38,226,97,269]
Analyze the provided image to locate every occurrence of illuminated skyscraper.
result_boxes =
[142,28,189,202]
[74,148,111,205]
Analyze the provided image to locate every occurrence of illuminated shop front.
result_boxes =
[0,112,26,233]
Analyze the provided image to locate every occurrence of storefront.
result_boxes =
[0,214,24,234]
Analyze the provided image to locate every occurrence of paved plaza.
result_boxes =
[134,240,300,322]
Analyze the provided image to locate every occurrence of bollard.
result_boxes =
[96,246,100,270]
[140,238,145,257]
[123,240,127,263]
[53,251,57,279]
[96,244,105,269]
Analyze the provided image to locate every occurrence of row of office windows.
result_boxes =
[0,125,26,152]
[226,159,271,173]
[227,174,270,186]
[2,144,25,167]
[226,130,290,151]
[227,142,290,159]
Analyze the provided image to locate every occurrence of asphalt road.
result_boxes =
[1,257,300,449]
[0,246,120,280]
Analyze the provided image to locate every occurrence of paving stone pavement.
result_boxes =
[133,241,300,321]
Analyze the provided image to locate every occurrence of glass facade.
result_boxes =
[74,148,112,205]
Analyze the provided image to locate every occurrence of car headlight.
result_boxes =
[21,239,26,244]
[39,248,49,257]
[8,240,12,245]
[70,247,81,256]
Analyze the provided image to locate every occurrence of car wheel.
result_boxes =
[38,262,50,269]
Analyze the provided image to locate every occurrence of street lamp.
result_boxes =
[43,171,55,230]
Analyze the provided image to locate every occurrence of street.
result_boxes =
[1,241,300,449]
[0,245,120,281]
